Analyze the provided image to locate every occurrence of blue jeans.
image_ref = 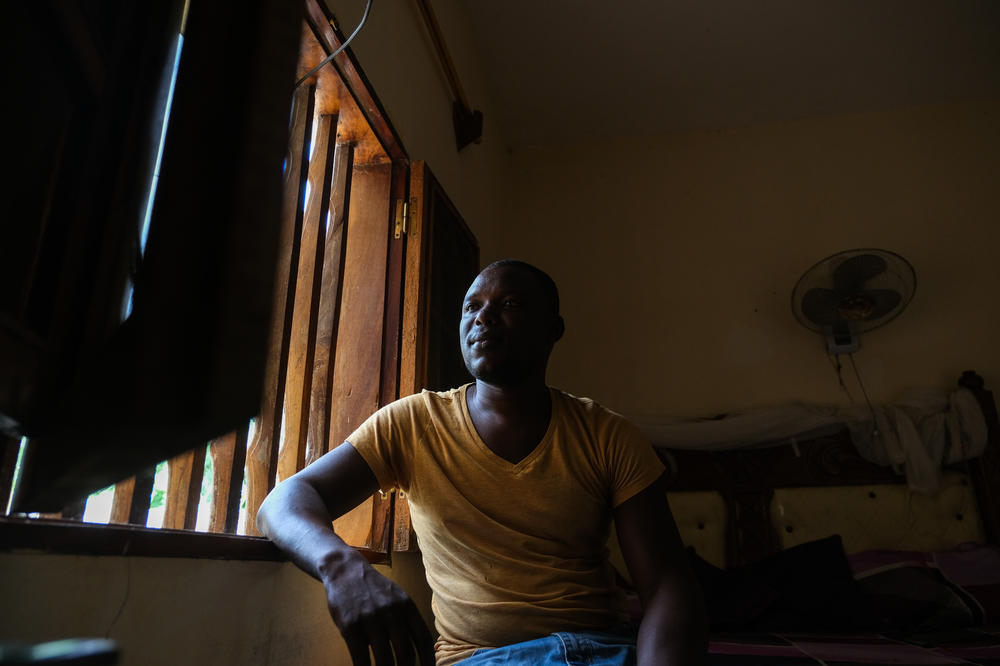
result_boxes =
[458,628,637,665]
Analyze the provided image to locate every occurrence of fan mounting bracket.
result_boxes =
[824,323,859,355]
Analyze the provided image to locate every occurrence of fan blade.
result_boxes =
[801,288,842,326]
[860,289,903,320]
[833,253,887,294]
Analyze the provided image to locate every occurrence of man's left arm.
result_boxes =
[615,474,707,665]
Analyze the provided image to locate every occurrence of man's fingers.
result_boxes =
[363,616,396,666]
[403,601,436,665]
[416,639,436,666]
[387,617,415,665]
[336,594,433,666]
[343,628,372,666]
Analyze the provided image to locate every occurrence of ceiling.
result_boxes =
[460,0,1000,149]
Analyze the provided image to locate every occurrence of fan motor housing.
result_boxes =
[792,248,916,354]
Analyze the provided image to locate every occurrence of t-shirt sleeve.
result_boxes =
[345,394,425,494]
[606,416,666,508]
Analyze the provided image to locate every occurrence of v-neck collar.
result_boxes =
[459,383,560,473]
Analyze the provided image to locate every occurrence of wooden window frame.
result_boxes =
[0,0,411,564]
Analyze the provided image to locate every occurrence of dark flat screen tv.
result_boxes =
[5,0,304,512]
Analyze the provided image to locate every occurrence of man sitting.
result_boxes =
[257,259,706,665]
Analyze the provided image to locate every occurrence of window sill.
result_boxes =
[0,517,388,564]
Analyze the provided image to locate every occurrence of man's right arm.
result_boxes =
[257,442,435,665]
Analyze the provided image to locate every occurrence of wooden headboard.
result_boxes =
[658,371,1000,567]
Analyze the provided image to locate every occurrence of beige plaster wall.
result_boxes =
[502,101,1000,419]
[323,0,510,260]
[0,551,430,666]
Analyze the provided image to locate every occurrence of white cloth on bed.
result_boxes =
[841,388,988,493]
[634,388,988,494]
[634,403,843,451]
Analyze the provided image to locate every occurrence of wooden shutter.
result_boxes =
[243,1,410,553]
[396,161,479,551]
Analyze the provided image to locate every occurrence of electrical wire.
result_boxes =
[848,353,880,437]
[105,556,131,638]
[827,351,855,402]
[295,0,374,89]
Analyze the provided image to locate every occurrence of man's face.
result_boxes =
[459,265,563,386]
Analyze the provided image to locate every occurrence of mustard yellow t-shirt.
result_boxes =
[348,384,664,665]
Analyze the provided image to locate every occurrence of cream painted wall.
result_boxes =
[0,552,431,666]
[323,0,511,260]
[502,101,1000,420]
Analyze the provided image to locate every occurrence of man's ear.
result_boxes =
[552,315,565,343]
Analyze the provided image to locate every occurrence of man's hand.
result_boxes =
[258,443,436,665]
[321,551,436,665]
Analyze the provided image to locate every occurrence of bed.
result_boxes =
[641,371,1000,664]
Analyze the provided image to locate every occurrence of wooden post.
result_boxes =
[278,112,335,484]
[724,489,778,567]
[329,162,392,551]
[226,422,249,534]
[378,158,409,410]
[207,422,250,534]
[163,446,206,530]
[245,84,315,536]
[208,431,236,533]
[109,477,135,524]
[960,371,1000,545]
[305,141,353,467]
[128,466,156,526]
[392,490,418,552]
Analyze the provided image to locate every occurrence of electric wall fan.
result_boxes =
[791,248,916,354]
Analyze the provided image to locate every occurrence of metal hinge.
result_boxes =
[393,199,410,239]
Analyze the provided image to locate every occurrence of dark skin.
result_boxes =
[258,264,707,665]
[459,265,563,463]
[256,443,432,666]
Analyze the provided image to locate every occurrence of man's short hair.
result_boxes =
[482,259,560,315]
